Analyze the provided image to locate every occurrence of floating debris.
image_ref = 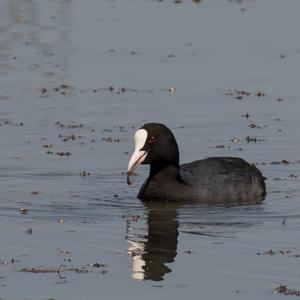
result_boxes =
[255,91,265,97]
[21,267,59,274]
[230,138,240,143]
[90,261,105,268]
[225,89,250,100]
[245,136,256,143]
[213,145,225,149]
[288,174,298,178]
[54,84,74,95]
[59,134,83,142]
[60,84,73,90]
[82,220,97,224]
[270,160,290,165]
[225,89,265,100]
[104,85,115,92]
[66,267,89,274]
[79,171,91,177]
[0,260,9,265]
[21,266,93,275]
[38,87,48,94]
[257,160,300,166]
[99,85,138,94]
[242,112,250,119]
[263,249,275,255]
[11,258,20,264]
[20,208,28,215]
[168,87,176,93]
[257,249,295,256]
[43,144,53,148]
[274,285,300,296]
[55,152,71,157]
[57,249,71,255]
[26,228,33,235]
[161,87,176,93]
[102,128,113,133]
[39,84,74,96]
[55,122,84,129]
[211,144,231,150]
[245,136,265,143]
[31,191,41,195]
[102,137,120,143]
[279,250,291,255]
[248,123,265,129]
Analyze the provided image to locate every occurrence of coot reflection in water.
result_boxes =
[126,202,179,281]
[126,201,263,281]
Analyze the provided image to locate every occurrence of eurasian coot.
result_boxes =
[127,123,266,203]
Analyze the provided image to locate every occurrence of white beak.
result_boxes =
[127,129,148,185]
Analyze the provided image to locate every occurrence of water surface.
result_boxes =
[1,0,300,299]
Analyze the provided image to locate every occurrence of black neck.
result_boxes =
[149,162,180,181]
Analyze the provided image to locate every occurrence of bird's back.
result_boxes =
[180,157,266,203]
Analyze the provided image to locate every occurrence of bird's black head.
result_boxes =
[127,123,179,184]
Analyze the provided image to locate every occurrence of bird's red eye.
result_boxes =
[148,136,155,144]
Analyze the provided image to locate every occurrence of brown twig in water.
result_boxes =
[57,265,66,280]
[282,217,287,225]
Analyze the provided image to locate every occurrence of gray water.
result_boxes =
[1,0,300,299]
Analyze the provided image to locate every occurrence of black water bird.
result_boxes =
[127,123,266,203]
